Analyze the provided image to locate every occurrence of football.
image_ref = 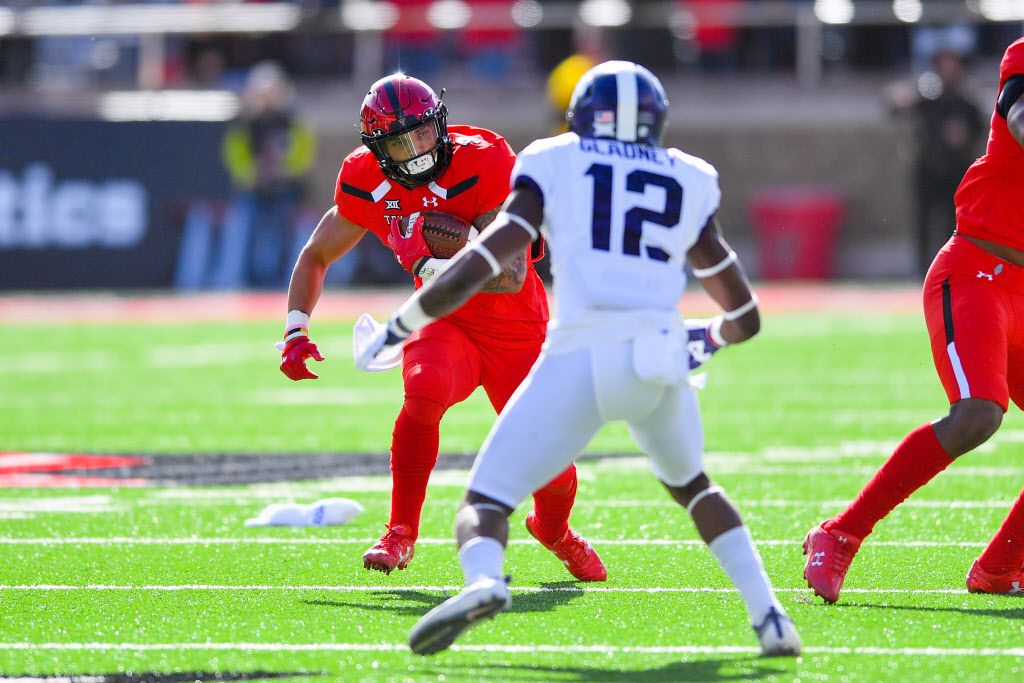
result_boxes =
[420,211,474,259]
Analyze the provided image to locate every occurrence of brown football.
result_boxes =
[420,212,473,259]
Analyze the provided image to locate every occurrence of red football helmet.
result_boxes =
[359,74,452,188]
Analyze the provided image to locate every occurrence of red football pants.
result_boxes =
[389,318,577,539]
[923,235,1024,412]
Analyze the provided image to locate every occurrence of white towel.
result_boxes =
[352,313,403,372]
[244,498,364,527]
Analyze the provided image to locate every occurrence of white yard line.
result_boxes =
[0,584,973,595]
[0,537,987,547]
[0,642,1019,657]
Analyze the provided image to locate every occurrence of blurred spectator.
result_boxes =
[911,24,977,75]
[889,48,985,276]
[687,0,741,72]
[546,26,605,133]
[176,61,316,289]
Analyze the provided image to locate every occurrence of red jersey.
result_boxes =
[335,124,548,346]
[955,38,1024,250]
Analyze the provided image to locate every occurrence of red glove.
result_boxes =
[279,335,325,381]
[387,214,432,273]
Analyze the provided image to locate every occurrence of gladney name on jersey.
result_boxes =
[513,131,721,352]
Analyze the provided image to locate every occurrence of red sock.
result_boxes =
[388,399,443,539]
[529,465,578,544]
[978,489,1024,573]
[826,423,952,539]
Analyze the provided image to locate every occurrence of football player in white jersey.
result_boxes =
[357,60,801,658]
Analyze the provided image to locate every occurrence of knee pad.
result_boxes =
[402,364,451,425]
[400,396,446,427]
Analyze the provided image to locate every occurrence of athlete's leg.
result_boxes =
[409,348,603,654]
[480,343,579,549]
[805,237,1013,601]
[974,312,1024,581]
[364,320,481,574]
[391,321,480,535]
[629,383,794,650]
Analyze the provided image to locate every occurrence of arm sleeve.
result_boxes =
[700,171,722,230]
[475,138,517,216]
[510,140,552,215]
[997,75,1024,119]
[333,159,374,231]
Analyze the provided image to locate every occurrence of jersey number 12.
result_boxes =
[585,163,683,262]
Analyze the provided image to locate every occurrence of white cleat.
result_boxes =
[408,577,511,656]
[753,606,802,657]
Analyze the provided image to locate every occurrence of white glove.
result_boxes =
[354,316,408,372]
[352,313,403,371]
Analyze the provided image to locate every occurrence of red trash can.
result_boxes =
[750,188,845,279]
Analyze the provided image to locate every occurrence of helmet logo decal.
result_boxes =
[385,199,401,211]
[594,111,616,138]
[382,79,404,117]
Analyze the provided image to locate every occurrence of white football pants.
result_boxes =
[467,340,705,508]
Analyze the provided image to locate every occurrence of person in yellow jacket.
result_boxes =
[545,28,605,134]
[219,61,316,287]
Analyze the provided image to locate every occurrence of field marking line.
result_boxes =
[0,537,987,547]
[0,643,1019,657]
[0,584,973,595]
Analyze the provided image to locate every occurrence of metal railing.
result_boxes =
[0,1,1020,88]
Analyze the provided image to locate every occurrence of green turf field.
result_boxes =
[3,312,1024,682]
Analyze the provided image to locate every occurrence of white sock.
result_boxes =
[459,536,506,586]
[708,526,783,625]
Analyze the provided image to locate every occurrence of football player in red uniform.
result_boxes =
[278,74,606,581]
[804,37,1024,602]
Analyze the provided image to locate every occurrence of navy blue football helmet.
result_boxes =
[567,61,669,145]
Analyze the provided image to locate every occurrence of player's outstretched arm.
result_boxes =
[473,207,528,294]
[686,217,760,353]
[280,206,366,381]
[288,206,366,314]
[356,188,541,369]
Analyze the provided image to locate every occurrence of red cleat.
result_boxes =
[802,524,862,603]
[363,524,415,575]
[966,559,1024,594]
[525,511,607,582]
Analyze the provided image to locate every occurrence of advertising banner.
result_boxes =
[0,119,229,288]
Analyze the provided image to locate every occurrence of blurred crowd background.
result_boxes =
[0,1,1021,289]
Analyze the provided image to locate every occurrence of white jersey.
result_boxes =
[511,132,721,352]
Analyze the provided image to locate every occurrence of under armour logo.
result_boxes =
[810,551,825,567]
[1012,581,1022,593]
[977,264,1004,281]
[422,196,439,208]
[838,536,847,543]
[385,199,401,211]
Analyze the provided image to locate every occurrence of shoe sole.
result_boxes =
[409,595,508,656]
[762,644,802,657]
[363,549,414,575]
[802,533,838,604]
